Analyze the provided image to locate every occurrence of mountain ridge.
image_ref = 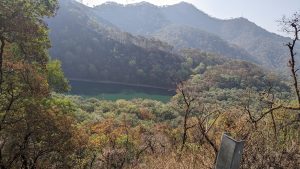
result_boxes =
[91,0,298,71]
[45,0,295,89]
[46,0,188,88]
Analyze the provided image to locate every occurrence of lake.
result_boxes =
[69,80,176,102]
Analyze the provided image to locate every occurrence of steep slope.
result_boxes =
[94,2,256,63]
[93,1,298,71]
[161,3,300,70]
[217,18,292,67]
[46,0,291,90]
[160,2,220,33]
[46,0,184,88]
[152,25,256,62]
[93,1,170,35]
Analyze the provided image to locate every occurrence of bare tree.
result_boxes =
[176,81,195,152]
[245,12,300,125]
[281,12,300,106]
[196,105,220,164]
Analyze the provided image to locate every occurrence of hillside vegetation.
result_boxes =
[94,1,300,72]
[46,0,290,88]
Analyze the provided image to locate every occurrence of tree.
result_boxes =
[0,0,58,89]
[47,60,70,92]
[245,11,300,125]
[240,11,300,168]
[281,12,300,106]
[0,1,82,168]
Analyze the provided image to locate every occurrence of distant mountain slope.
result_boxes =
[160,2,220,33]
[93,1,298,71]
[214,18,293,67]
[94,2,170,35]
[45,0,291,90]
[46,0,185,87]
[152,25,256,62]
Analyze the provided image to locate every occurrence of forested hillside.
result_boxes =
[46,0,283,87]
[152,25,256,61]
[94,1,300,71]
[47,0,185,87]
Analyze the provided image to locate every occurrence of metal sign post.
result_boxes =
[215,133,244,169]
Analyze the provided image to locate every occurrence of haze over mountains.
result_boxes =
[94,1,297,68]
[48,0,195,88]
[46,0,298,87]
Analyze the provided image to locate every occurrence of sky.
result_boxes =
[80,0,300,36]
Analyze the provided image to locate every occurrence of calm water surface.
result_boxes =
[69,80,176,102]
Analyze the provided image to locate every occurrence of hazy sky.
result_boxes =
[81,0,300,36]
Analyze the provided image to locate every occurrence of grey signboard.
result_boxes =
[215,133,244,169]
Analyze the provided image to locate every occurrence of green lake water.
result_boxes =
[69,80,176,102]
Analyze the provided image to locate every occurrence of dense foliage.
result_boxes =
[47,0,186,88]
[0,0,79,168]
